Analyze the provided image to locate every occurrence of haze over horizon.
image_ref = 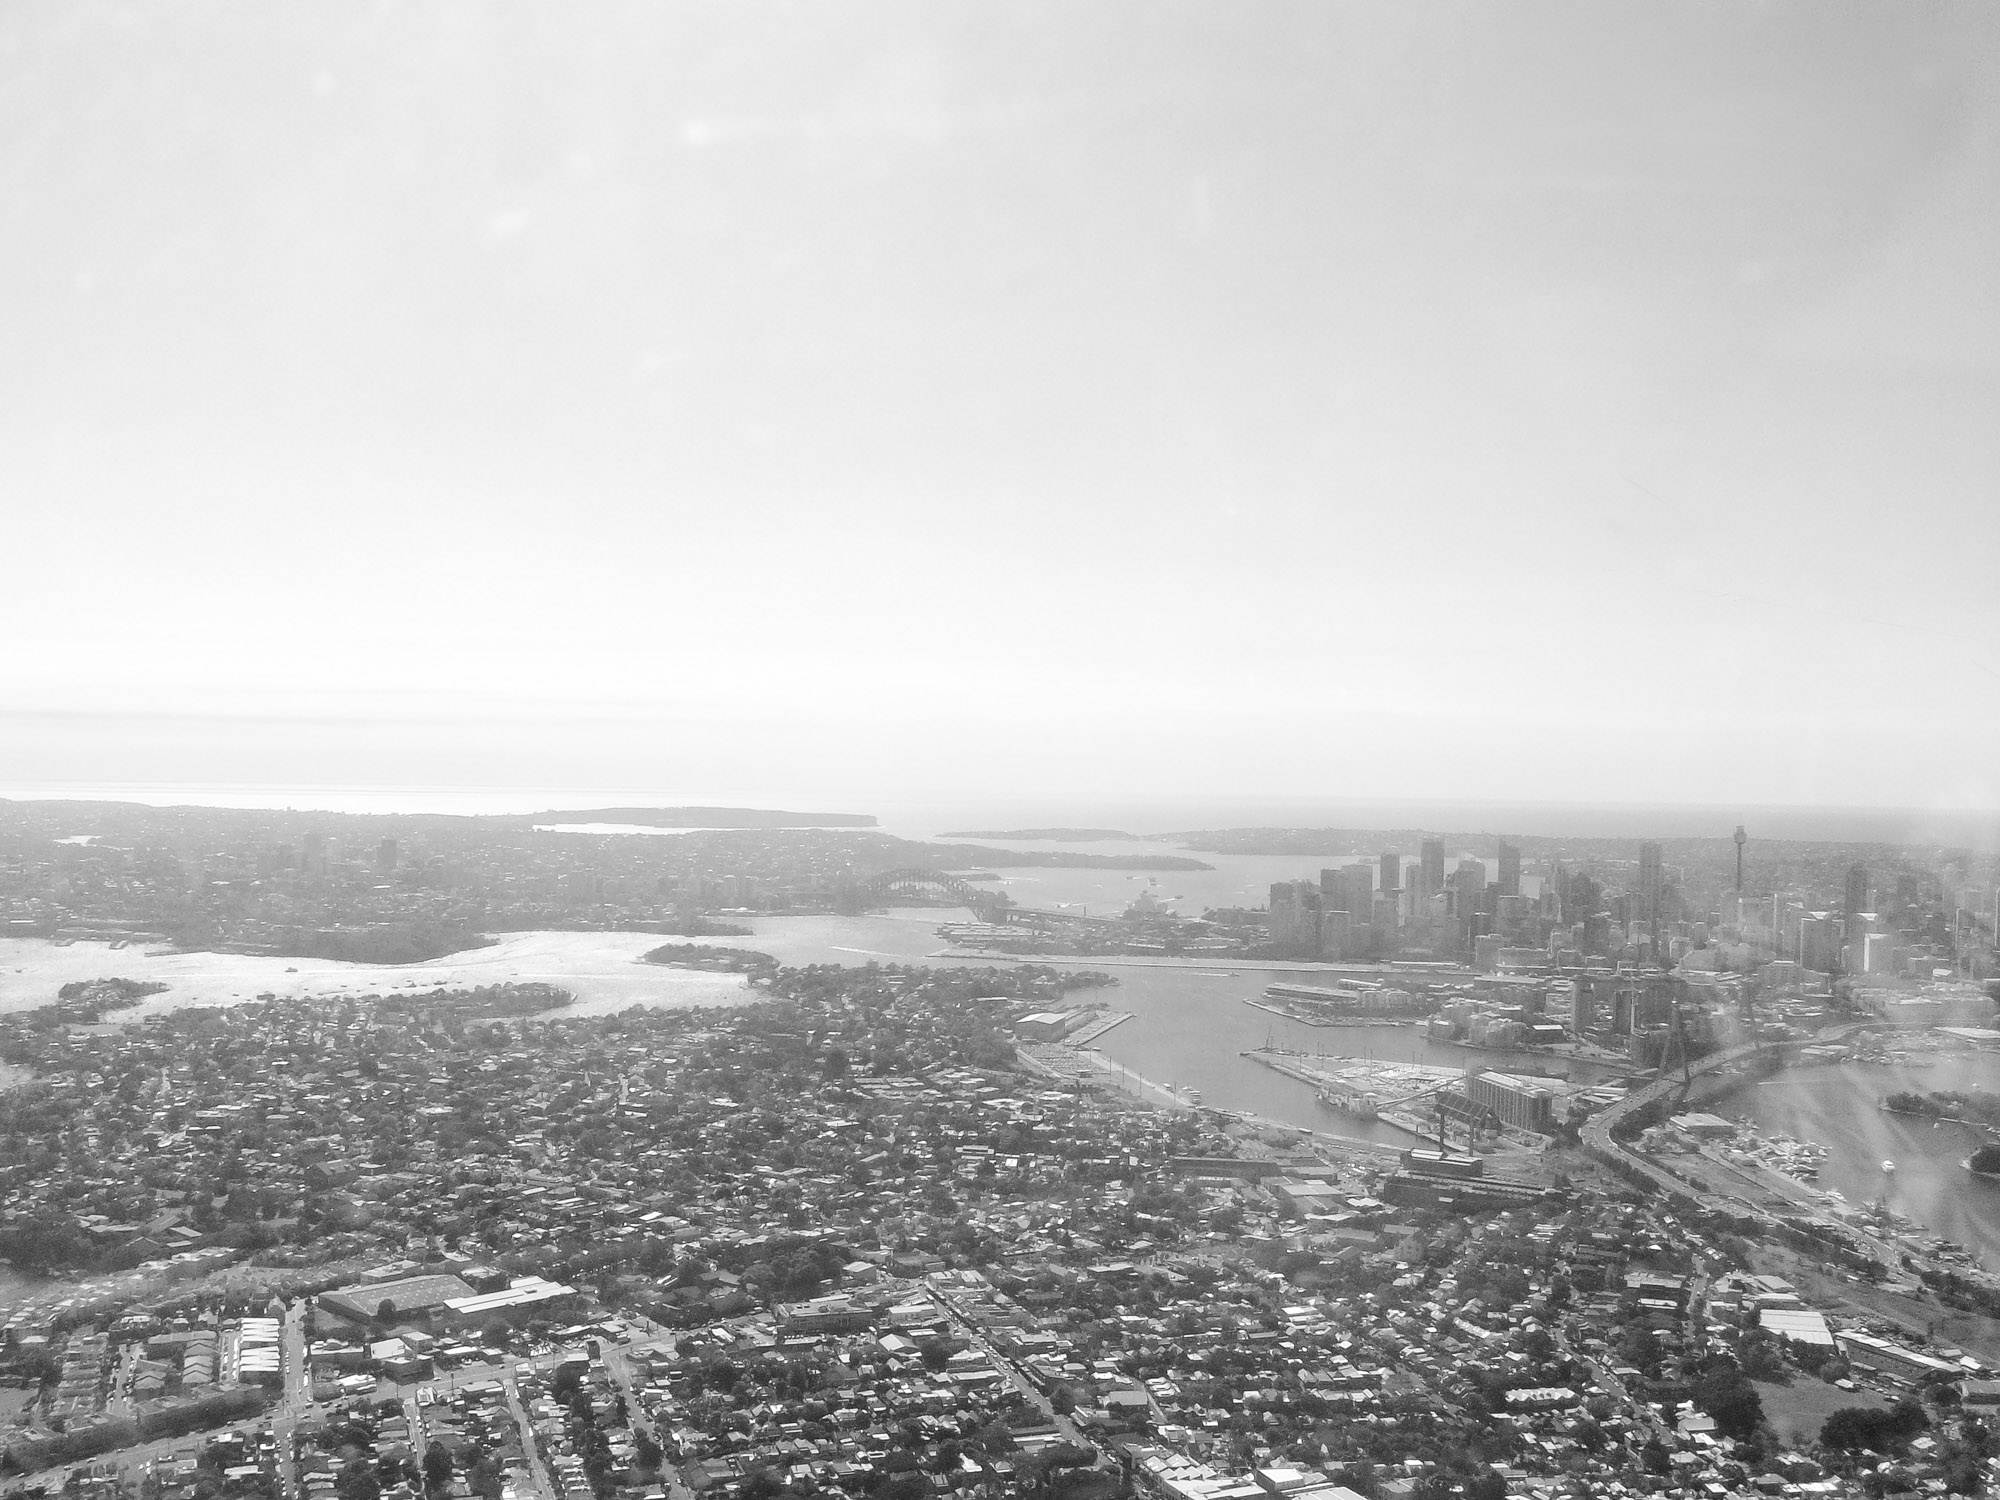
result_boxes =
[5,2,1997,809]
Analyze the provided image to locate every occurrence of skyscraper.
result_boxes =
[1496,839,1521,899]
[1420,838,1445,897]
[1379,851,1400,895]
[1452,859,1487,922]
[1268,881,1322,956]
[1844,863,1870,919]
[1345,863,1374,924]
[1637,841,1663,927]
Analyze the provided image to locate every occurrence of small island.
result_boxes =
[1884,1089,2000,1128]
[643,944,777,976]
[1968,1144,2000,1178]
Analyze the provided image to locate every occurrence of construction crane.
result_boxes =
[1378,1065,1497,1152]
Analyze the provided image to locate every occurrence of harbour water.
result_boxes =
[1724,1052,2000,1272]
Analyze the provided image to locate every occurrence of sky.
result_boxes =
[3,1,1997,815]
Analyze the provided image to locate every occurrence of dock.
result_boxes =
[1067,1010,1133,1046]
[1242,998,1414,1029]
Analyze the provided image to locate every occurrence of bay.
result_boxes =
[1724,1053,2000,1272]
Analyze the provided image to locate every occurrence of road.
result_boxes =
[923,1287,1089,1449]
[274,1297,315,1499]
[597,1336,697,1500]
[497,1368,561,1500]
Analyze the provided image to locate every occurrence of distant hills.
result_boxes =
[527,807,876,828]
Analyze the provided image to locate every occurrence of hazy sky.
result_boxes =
[4,2,1997,812]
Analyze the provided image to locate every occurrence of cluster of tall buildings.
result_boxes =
[1266,836,1545,959]
[1255,828,1992,994]
[1740,862,1956,979]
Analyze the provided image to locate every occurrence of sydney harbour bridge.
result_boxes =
[851,867,1106,929]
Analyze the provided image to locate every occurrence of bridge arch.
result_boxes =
[861,868,988,908]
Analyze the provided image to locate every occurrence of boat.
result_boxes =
[1882,1159,1896,1174]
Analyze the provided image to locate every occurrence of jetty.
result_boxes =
[1242,1048,1468,1144]
[1243,997,1412,1029]
[1066,1010,1134,1046]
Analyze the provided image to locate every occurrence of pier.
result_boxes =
[1066,1010,1133,1045]
[1242,998,1414,1029]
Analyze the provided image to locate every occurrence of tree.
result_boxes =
[632,1432,663,1473]
[1693,1363,1764,1441]
[466,1457,503,1500]
[1942,1450,1983,1495]
[422,1443,453,1494]
[1821,1402,1929,1452]
[335,1461,380,1500]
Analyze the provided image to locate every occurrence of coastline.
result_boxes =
[0,930,753,1019]
[930,947,1474,978]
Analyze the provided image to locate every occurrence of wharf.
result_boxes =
[1244,1048,1459,1093]
[1243,998,1414,1029]
[1066,1011,1134,1045]
[1243,1050,1332,1088]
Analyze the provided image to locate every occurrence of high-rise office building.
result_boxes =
[1320,909,1353,961]
[1269,881,1322,955]
[1637,841,1663,928]
[1420,838,1445,896]
[1844,863,1870,919]
[1346,863,1374,919]
[1497,839,1521,899]
[1379,851,1400,896]
[376,837,399,874]
[1450,859,1487,923]
[1799,915,1839,972]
